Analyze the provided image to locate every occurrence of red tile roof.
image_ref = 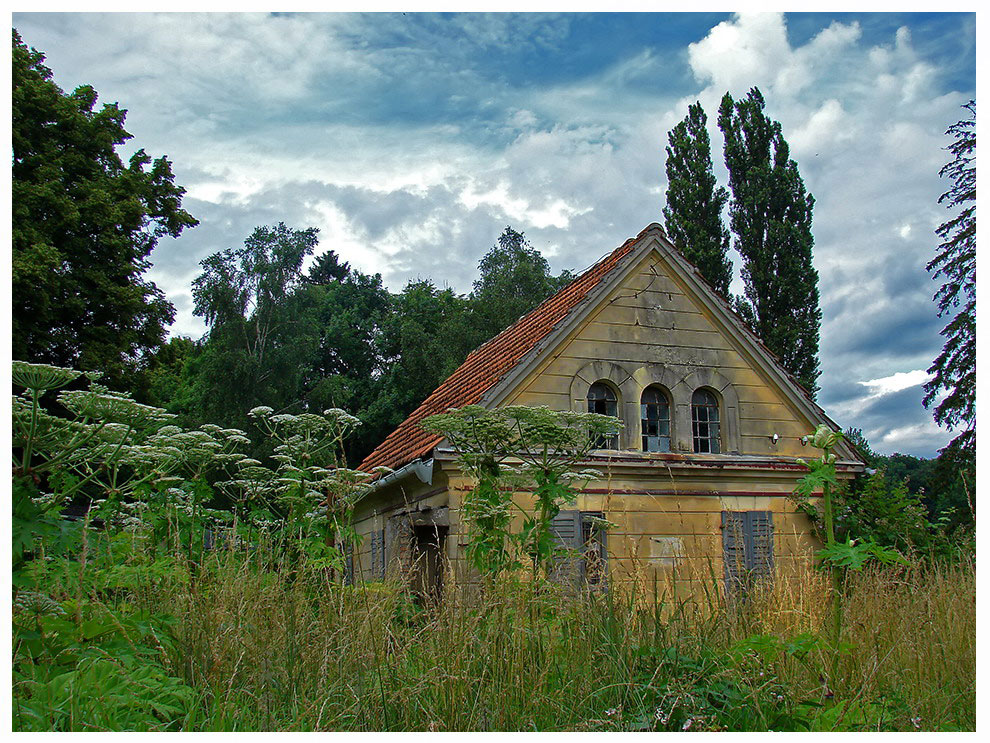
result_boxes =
[359,225,654,473]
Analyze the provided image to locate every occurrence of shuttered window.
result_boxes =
[721,510,774,599]
[692,388,721,453]
[550,510,608,590]
[587,382,619,449]
[641,386,671,452]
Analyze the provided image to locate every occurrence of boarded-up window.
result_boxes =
[721,510,774,599]
[641,386,671,452]
[692,388,721,453]
[587,382,619,448]
[550,510,608,590]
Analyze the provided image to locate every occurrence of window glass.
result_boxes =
[692,388,721,453]
[587,382,618,448]
[641,386,671,452]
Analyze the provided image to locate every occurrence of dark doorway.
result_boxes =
[412,524,447,604]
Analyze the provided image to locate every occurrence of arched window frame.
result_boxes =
[640,385,672,453]
[691,387,722,454]
[587,380,620,449]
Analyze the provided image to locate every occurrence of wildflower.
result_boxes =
[12,361,82,393]
[682,719,693,731]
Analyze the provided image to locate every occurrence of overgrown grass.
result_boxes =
[14,531,974,732]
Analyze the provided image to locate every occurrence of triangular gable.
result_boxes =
[360,223,860,472]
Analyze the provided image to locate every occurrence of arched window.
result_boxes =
[587,382,618,449]
[641,386,671,452]
[692,388,721,454]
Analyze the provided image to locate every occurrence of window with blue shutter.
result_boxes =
[370,528,386,581]
[550,510,608,589]
[721,510,774,600]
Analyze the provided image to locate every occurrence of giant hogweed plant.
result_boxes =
[12,360,377,730]
[12,361,259,577]
[793,425,905,650]
[242,405,383,574]
[422,405,621,579]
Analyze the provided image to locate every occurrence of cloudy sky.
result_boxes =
[13,11,975,458]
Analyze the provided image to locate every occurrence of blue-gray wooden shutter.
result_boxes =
[344,544,354,585]
[550,510,583,585]
[722,511,748,599]
[722,510,775,599]
[746,511,774,584]
[371,528,385,580]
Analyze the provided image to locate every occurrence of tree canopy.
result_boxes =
[11,29,197,387]
[468,226,573,347]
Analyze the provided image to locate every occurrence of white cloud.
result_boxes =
[861,369,932,397]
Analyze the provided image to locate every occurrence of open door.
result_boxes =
[412,523,448,604]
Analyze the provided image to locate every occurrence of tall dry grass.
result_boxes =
[134,544,974,731]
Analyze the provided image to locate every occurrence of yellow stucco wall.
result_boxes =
[506,248,820,458]
[353,243,854,599]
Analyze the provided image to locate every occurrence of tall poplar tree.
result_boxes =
[663,101,732,297]
[718,87,822,395]
[924,100,976,460]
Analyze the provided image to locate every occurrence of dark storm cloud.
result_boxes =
[817,378,869,408]
[833,300,941,359]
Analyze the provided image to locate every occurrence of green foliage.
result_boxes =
[718,87,821,395]
[11,30,197,387]
[422,405,621,578]
[840,428,973,540]
[294,268,392,463]
[468,226,573,347]
[663,101,732,297]
[816,540,907,570]
[13,603,196,731]
[837,470,937,553]
[925,100,976,461]
[189,223,321,430]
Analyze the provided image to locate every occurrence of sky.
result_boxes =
[11,11,976,459]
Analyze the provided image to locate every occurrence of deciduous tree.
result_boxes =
[189,223,320,426]
[469,226,573,346]
[12,30,197,386]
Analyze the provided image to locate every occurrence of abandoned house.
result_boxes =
[351,222,866,599]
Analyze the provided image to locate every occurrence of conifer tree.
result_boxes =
[718,87,821,395]
[924,100,976,459]
[663,101,732,297]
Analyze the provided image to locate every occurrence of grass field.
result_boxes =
[13,532,975,732]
